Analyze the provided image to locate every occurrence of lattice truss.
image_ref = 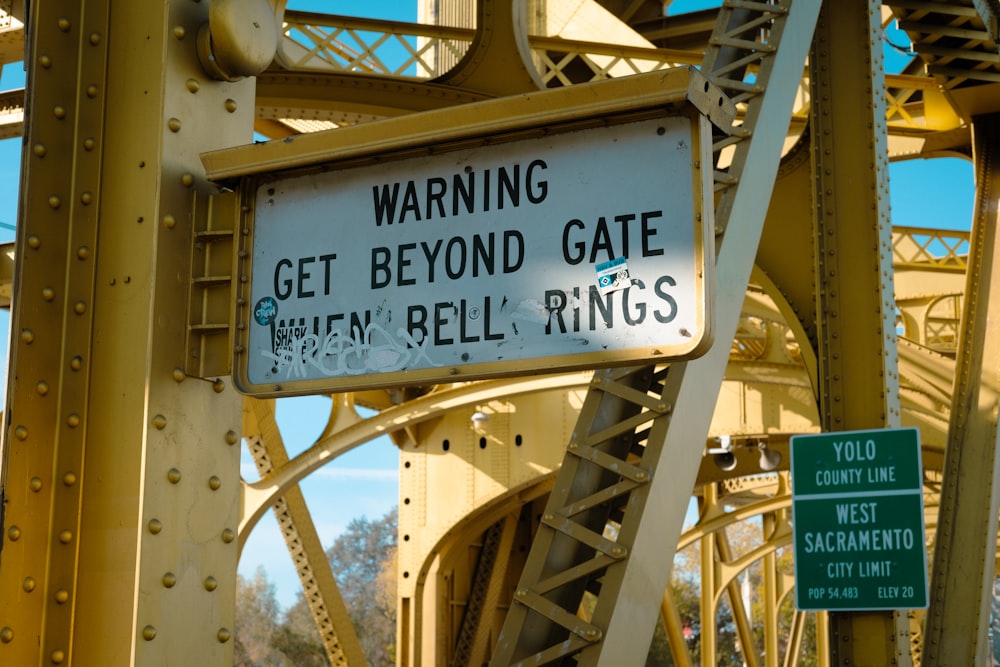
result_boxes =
[233,1,986,666]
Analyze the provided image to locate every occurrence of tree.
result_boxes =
[282,507,398,667]
[328,508,398,666]
[235,568,287,667]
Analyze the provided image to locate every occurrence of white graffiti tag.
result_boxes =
[263,322,440,378]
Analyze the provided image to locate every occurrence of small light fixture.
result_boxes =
[706,435,737,471]
[757,442,782,471]
[471,411,490,427]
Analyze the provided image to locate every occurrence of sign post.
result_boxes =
[218,68,731,396]
[791,427,928,611]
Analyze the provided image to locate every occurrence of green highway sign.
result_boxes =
[791,427,928,611]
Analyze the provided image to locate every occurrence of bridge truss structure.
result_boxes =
[0,0,999,666]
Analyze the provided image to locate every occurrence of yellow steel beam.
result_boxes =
[0,0,253,664]
[488,1,822,663]
[241,373,594,540]
[809,1,911,664]
[922,115,1000,665]
[434,0,542,95]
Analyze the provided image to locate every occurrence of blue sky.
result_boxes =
[0,2,977,611]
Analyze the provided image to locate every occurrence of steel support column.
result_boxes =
[0,1,254,664]
[489,2,821,664]
[809,1,908,665]
[922,115,1000,666]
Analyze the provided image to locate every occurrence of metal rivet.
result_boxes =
[162,572,177,588]
[36,380,49,395]
[204,576,218,592]
[89,32,101,45]
[48,195,60,209]
[163,214,176,229]
[42,287,55,301]
[57,17,70,31]
[173,26,186,39]
[51,649,65,664]
[167,118,181,132]
[181,173,194,187]
[70,356,83,371]
[53,106,66,119]
[29,477,42,492]
[172,368,185,382]
[21,329,34,343]
[66,413,80,428]
[208,476,221,490]
[58,530,72,544]
[33,144,46,157]
[14,425,28,440]
[142,625,156,641]
[543,513,554,522]
[225,430,238,445]
[83,137,95,151]
[27,234,41,249]
[148,519,162,535]
[77,246,89,259]
[80,191,93,205]
[167,468,181,484]
[73,301,86,315]
[224,99,237,113]
[0,626,12,643]
[152,415,167,430]
[39,55,52,68]
[221,529,235,543]
[212,379,225,393]
[54,589,69,604]
[86,84,97,98]
[186,78,200,93]
[63,472,77,486]
[217,628,231,643]
[7,526,21,541]
[23,577,35,592]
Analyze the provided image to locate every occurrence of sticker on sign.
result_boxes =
[233,114,713,395]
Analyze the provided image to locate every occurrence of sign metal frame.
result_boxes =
[222,68,731,396]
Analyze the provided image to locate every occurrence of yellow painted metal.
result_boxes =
[448,512,518,667]
[1,3,995,666]
[660,586,694,667]
[241,373,593,542]
[242,398,366,666]
[203,65,732,182]
[922,116,1000,665]
[485,4,822,662]
[186,191,238,378]
[0,0,252,664]
[268,8,968,158]
[435,0,541,95]
[0,2,111,662]
[809,1,911,665]
[398,391,575,666]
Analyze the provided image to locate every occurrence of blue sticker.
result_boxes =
[254,296,278,326]
[595,257,630,295]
